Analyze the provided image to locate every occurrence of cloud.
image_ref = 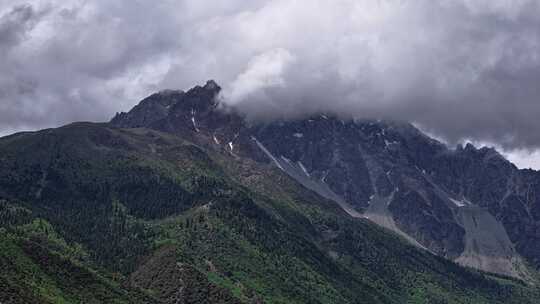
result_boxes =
[224,48,295,112]
[1,0,540,166]
[506,149,540,170]
[0,4,39,51]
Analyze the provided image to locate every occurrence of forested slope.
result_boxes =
[0,123,538,303]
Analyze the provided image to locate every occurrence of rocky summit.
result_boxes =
[113,80,540,280]
[1,81,540,304]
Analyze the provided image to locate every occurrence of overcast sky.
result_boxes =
[1,0,540,168]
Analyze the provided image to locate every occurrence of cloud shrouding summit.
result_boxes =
[1,0,540,155]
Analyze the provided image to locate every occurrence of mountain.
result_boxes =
[0,81,539,303]
[112,80,540,280]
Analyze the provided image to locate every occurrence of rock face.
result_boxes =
[111,81,540,279]
[111,90,185,128]
[454,205,526,279]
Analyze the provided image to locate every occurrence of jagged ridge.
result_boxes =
[111,81,540,280]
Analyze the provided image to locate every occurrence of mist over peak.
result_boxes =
[1,0,540,166]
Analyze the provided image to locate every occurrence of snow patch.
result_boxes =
[384,139,398,147]
[321,170,329,183]
[450,198,467,207]
[213,134,220,145]
[298,161,310,177]
[191,117,199,132]
[251,137,284,171]
[293,133,303,138]
[190,108,200,132]
[366,194,375,206]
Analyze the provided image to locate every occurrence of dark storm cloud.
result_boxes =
[0,4,37,50]
[217,0,540,150]
[1,0,540,159]
[0,0,189,133]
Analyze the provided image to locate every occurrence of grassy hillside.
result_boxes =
[0,123,538,303]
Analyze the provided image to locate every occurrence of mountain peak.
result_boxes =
[111,81,226,129]
[204,79,220,91]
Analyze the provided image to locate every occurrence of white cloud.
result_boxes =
[1,0,540,167]
[505,149,540,170]
[225,48,295,105]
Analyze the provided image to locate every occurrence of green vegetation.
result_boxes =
[0,222,157,304]
[0,123,538,303]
